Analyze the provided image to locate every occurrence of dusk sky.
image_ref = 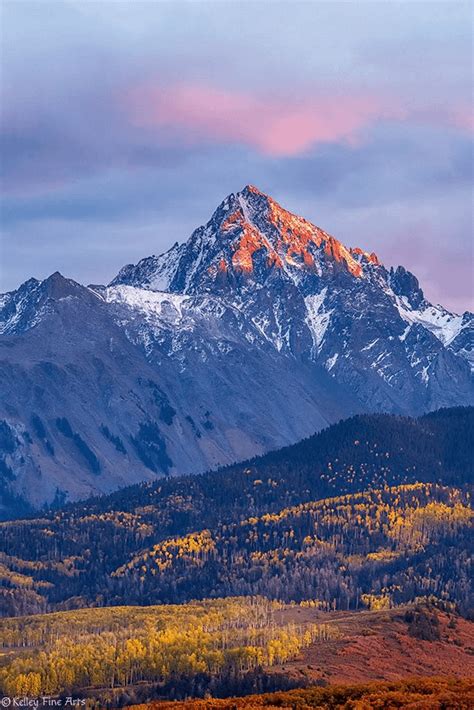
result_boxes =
[1,1,473,312]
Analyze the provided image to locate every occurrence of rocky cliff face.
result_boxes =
[1,186,472,514]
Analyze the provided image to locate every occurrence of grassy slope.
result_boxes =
[269,605,474,684]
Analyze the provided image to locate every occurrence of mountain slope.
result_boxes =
[1,186,472,512]
[0,274,352,515]
[136,676,474,709]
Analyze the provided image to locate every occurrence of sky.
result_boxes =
[1,0,473,312]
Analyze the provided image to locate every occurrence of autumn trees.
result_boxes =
[0,598,320,698]
[112,484,472,613]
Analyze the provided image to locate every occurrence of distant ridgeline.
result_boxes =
[0,407,472,617]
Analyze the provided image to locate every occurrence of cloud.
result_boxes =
[125,83,401,157]
[124,80,472,159]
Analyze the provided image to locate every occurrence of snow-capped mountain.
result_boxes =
[1,186,472,514]
[113,185,472,407]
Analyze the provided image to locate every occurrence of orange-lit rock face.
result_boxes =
[232,229,265,272]
[219,198,380,277]
[303,250,315,267]
[269,198,367,277]
[207,256,228,277]
[368,252,381,266]
[268,198,324,268]
[245,184,265,196]
[351,247,381,266]
[221,209,243,232]
[222,208,283,273]
[231,225,285,272]
[325,238,363,278]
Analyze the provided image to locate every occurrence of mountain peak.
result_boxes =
[42,271,91,300]
[239,184,269,200]
[210,186,382,280]
[111,186,386,293]
[241,183,265,195]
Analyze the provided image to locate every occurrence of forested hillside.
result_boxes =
[0,409,472,616]
[112,484,472,611]
[0,484,472,616]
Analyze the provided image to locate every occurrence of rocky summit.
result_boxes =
[1,186,472,514]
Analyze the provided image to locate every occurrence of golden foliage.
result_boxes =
[0,597,321,697]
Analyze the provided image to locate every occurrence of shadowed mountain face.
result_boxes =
[1,186,472,514]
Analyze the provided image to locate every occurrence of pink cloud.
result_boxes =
[124,83,401,157]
